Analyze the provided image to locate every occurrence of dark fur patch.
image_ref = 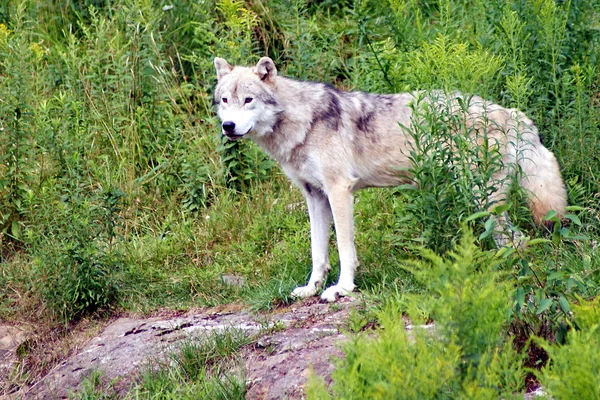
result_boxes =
[213,87,222,106]
[263,95,278,106]
[257,90,278,106]
[303,181,325,197]
[304,182,314,195]
[311,86,341,131]
[356,111,376,133]
[271,113,284,133]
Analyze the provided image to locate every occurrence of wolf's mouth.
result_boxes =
[224,127,252,140]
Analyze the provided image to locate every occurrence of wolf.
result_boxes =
[213,56,568,302]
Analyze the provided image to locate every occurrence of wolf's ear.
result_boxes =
[214,57,233,81]
[255,57,277,82]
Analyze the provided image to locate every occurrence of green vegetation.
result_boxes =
[1,0,599,397]
[71,329,250,399]
[308,231,600,399]
[308,230,526,399]
[129,329,250,399]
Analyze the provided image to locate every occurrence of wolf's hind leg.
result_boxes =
[321,183,357,302]
[491,212,524,248]
[292,186,333,299]
[483,179,525,248]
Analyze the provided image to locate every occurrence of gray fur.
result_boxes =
[214,57,568,302]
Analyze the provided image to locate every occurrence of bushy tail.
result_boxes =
[519,143,568,226]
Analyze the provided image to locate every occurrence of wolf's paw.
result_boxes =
[291,284,318,299]
[320,283,355,302]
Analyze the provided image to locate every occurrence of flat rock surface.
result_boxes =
[1,325,30,391]
[18,297,357,399]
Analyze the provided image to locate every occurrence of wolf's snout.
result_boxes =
[222,121,236,134]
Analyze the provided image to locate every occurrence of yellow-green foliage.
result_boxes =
[538,298,600,399]
[309,230,526,399]
[310,307,461,400]
[364,34,504,95]
[404,35,505,94]
[404,229,513,365]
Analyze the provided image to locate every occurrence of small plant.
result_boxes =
[344,307,371,333]
[247,277,298,312]
[0,7,38,251]
[131,329,251,399]
[500,206,589,343]
[320,308,462,400]
[32,186,126,324]
[537,297,600,399]
[397,92,507,253]
[70,370,118,400]
[403,228,515,375]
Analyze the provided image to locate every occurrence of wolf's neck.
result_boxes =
[252,77,313,164]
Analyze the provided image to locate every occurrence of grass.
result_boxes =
[1,0,599,397]
[70,328,251,399]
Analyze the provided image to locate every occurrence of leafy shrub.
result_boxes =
[32,187,125,323]
[0,8,39,248]
[309,229,526,399]
[319,310,462,399]
[537,297,600,399]
[403,229,517,378]
[398,92,509,253]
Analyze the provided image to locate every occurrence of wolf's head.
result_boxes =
[213,57,282,140]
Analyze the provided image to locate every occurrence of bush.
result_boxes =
[398,92,508,253]
[309,229,526,399]
[31,187,125,323]
[538,298,600,399]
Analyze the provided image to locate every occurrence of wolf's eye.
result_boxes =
[244,97,253,104]
[222,98,228,104]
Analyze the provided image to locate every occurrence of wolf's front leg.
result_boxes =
[291,185,333,299]
[321,184,357,302]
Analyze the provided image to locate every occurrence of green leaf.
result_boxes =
[536,298,553,315]
[11,220,22,240]
[397,184,416,191]
[564,214,582,226]
[567,235,589,241]
[516,286,525,311]
[465,211,490,222]
[495,246,514,258]
[547,272,562,281]
[492,203,510,214]
[543,210,558,221]
[484,217,495,232]
[565,205,585,212]
[479,230,492,240]
[558,296,570,314]
[526,238,551,246]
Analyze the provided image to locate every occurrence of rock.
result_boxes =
[1,325,29,393]
[22,297,358,399]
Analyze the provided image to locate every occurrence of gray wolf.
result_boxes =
[213,56,568,302]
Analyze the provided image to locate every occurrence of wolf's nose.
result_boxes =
[222,121,236,133]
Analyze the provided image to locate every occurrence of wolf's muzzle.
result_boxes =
[222,121,250,140]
